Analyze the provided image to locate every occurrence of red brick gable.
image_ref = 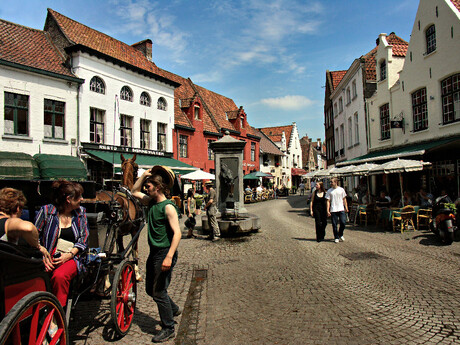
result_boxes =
[47,9,161,77]
[330,71,347,90]
[260,125,293,148]
[0,19,75,78]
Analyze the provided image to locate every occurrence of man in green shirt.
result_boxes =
[132,166,181,343]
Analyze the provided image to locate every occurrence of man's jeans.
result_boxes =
[331,211,347,239]
[145,246,179,330]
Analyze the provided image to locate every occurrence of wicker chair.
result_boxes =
[417,208,432,230]
[392,205,416,233]
[359,204,377,226]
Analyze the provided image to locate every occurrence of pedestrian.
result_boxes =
[309,181,327,242]
[326,177,348,243]
[204,181,220,241]
[131,166,182,343]
[34,180,89,308]
[299,182,305,196]
[310,179,316,193]
[185,187,197,238]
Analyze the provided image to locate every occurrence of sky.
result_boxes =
[0,0,420,142]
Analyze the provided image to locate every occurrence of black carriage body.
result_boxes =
[0,242,51,320]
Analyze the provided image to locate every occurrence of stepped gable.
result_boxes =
[260,125,293,147]
[330,70,347,90]
[47,8,161,76]
[0,19,75,78]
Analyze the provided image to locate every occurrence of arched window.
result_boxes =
[157,97,167,111]
[426,25,436,54]
[89,76,105,94]
[140,92,151,106]
[120,86,133,102]
[379,60,387,81]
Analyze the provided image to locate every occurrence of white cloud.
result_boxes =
[260,95,315,110]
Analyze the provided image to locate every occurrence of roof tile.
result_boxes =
[0,19,75,78]
[260,125,293,148]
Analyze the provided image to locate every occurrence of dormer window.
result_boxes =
[380,60,387,81]
[194,106,200,120]
[120,86,133,102]
[157,97,167,111]
[240,117,244,128]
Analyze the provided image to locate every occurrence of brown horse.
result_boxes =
[95,154,143,281]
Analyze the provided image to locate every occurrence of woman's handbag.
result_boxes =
[56,238,74,253]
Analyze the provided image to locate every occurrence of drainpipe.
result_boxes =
[76,83,81,157]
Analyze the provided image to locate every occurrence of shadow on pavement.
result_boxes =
[292,237,335,243]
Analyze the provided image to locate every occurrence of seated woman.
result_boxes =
[0,187,44,250]
[35,180,89,307]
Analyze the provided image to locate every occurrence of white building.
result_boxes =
[0,19,82,157]
[43,9,188,181]
[260,122,303,188]
[365,0,460,195]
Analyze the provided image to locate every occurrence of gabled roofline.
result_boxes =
[0,58,84,84]
[64,44,180,88]
[188,79,221,132]
[330,59,362,99]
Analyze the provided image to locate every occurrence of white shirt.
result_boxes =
[326,186,347,212]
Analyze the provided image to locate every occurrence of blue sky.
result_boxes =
[1,0,420,141]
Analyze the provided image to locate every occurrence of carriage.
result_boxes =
[0,152,146,343]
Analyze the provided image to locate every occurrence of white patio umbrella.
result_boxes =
[331,165,356,177]
[313,166,335,178]
[369,159,431,206]
[350,163,380,196]
[180,169,215,180]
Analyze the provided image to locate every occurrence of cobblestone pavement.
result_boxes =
[70,195,460,344]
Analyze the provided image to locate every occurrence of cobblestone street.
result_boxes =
[70,195,460,344]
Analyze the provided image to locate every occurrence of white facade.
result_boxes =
[72,52,176,153]
[287,122,303,170]
[0,65,79,156]
[367,0,460,150]
[330,59,368,163]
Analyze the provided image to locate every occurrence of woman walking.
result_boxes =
[131,166,181,343]
[185,187,197,238]
[310,181,328,242]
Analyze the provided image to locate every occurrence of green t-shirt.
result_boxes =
[147,199,180,248]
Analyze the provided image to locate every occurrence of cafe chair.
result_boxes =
[417,208,432,230]
[392,205,416,233]
[359,204,377,226]
[244,192,253,203]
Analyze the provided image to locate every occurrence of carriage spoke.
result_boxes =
[28,303,41,345]
[36,307,55,345]
[117,303,125,328]
[49,329,64,345]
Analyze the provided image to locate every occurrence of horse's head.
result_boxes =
[120,154,138,189]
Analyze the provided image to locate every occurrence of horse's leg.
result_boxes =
[132,234,142,282]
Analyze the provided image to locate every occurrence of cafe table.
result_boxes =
[379,206,420,230]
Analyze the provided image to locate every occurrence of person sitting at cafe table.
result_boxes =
[375,191,391,208]
[435,189,452,204]
[362,190,373,205]
[416,188,433,207]
[398,191,413,207]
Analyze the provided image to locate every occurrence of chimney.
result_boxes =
[132,39,153,61]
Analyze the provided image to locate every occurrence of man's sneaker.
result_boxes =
[340,236,345,242]
[212,237,221,242]
[173,306,183,317]
[152,328,175,343]
[334,239,339,243]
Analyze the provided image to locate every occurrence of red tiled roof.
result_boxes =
[255,129,284,156]
[47,9,162,76]
[386,33,408,57]
[0,19,75,78]
[260,125,293,147]
[363,46,378,81]
[450,0,460,12]
[330,71,347,90]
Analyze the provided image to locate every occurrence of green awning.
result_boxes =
[85,150,197,176]
[34,154,87,181]
[0,151,40,180]
[339,136,460,166]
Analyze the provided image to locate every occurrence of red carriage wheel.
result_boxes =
[0,291,68,345]
[110,259,137,336]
